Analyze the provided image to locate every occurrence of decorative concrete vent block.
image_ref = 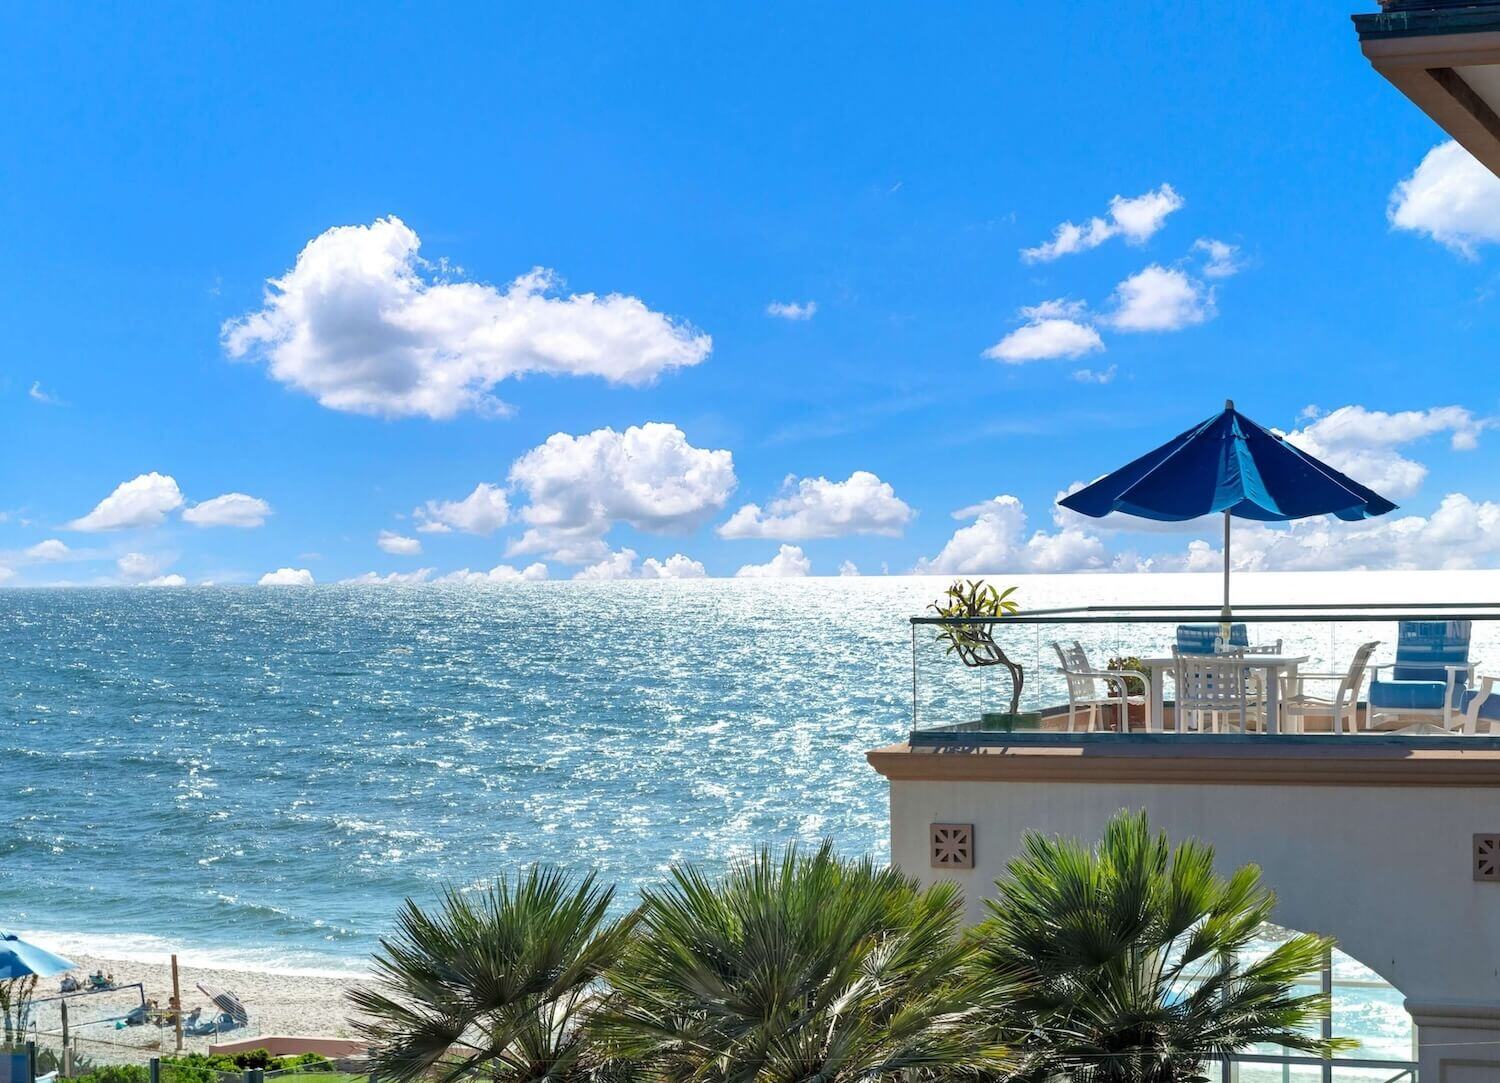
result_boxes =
[931,823,974,870]
[1476,834,1500,882]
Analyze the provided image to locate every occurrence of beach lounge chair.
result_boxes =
[1051,640,1143,732]
[1281,641,1380,734]
[1367,620,1474,729]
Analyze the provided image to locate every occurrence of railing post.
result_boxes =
[1321,944,1334,1083]
[26,1041,36,1083]
[150,1058,161,1083]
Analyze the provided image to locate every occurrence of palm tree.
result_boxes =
[968,811,1354,1083]
[592,841,1007,1082]
[350,867,635,1083]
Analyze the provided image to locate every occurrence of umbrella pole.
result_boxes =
[1220,509,1232,642]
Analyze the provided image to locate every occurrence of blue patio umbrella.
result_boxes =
[0,932,77,979]
[1058,400,1397,628]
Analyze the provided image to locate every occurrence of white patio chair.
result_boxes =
[1455,675,1500,735]
[1172,648,1249,733]
[1051,640,1143,732]
[1280,640,1380,735]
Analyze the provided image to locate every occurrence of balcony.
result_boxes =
[908,600,1500,744]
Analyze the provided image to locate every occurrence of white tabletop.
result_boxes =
[1142,654,1310,667]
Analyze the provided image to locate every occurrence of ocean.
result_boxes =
[1,569,1486,1065]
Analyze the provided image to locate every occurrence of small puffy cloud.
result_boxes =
[0,566,13,584]
[1106,265,1213,332]
[343,568,434,585]
[223,216,711,419]
[1193,238,1242,278]
[1388,140,1500,258]
[1281,404,1484,500]
[25,539,71,561]
[573,549,708,580]
[414,483,509,535]
[766,300,817,321]
[117,552,168,580]
[29,381,64,406]
[1071,364,1118,384]
[377,530,422,555]
[1167,493,1500,572]
[574,549,640,581]
[719,471,913,540]
[437,562,549,583]
[984,299,1104,364]
[642,553,707,579]
[914,495,1108,574]
[68,473,184,532]
[734,544,812,578]
[1022,184,1183,262]
[838,560,860,576]
[142,574,188,587]
[259,567,315,586]
[508,422,736,563]
[182,492,272,528]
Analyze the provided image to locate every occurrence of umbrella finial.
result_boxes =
[1225,398,1235,411]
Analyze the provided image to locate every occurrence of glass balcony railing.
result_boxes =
[909,601,1500,741]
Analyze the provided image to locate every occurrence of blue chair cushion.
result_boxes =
[1459,687,1500,722]
[1369,678,1458,711]
[1392,619,1471,682]
[1176,623,1249,654]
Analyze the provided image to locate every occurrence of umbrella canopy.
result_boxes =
[1060,401,1397,523]
[1058,401,1397,624]
[0,933,77,980]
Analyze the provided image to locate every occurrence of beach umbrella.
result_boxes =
[0,933,77,979]
[1058,400,1397,630]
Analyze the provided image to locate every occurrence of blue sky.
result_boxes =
[6,2,1500,585]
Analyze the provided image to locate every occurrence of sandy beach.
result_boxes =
[40,953,366,1057]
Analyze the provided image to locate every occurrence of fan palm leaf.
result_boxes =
[593,841,1007,1082]
[969,811,1355,1083]
[350,866,634,1083]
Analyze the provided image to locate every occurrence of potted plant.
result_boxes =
[1,975,37,1080]
[1106,655,1150,728]
[929,579,1038,730]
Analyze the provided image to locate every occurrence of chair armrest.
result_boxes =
[1293,672,1349,681]
[1368,662,1395,675]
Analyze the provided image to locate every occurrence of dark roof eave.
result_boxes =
[1355,3,1500,41]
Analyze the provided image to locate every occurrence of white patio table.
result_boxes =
[1140,653,1309,734]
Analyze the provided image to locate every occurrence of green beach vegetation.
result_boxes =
[353,811,1348,1082]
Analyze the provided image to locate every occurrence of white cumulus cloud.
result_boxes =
[25,539,71,561]
[508,422,736,564]
[117,552,169,580]
[573,549,708,580]
[182,492,272,528]
[68,473,184,532]
[1193,238,1242,278]
[1389,140,1500,258]
[1106,265,1213,332]
[343,568,434,585]
[259,567,315,586]
[414,483,510,535]
[1022,184,1184,262]
[222,216,712,419]
[719,471,913,540]
[914,496,1108,574]
[377,530,422,555]
[642,553,707,579]
[734,544,812,578]
[766,300,817,321]
[1282,404,1484,500]
[984,299,1104,364]
[142,574,188,587]
[437,562,549,584]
